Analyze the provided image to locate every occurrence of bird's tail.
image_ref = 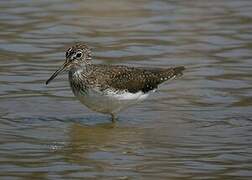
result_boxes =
[172,66,185,77]
[157,66,185,83]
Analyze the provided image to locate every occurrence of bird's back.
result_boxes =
[85,64,185,93]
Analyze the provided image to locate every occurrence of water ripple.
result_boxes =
[0,0,252,179]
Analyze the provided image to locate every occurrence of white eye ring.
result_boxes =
[76,52,82,58]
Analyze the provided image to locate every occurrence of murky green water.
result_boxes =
[0,0,252,179]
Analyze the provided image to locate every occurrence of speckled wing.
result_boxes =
[105,66,185,93]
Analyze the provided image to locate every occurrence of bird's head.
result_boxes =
[46,43,92,85]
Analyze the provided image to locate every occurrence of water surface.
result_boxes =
[0,0,252,179]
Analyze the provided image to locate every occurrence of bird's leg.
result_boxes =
[110,113,117,123]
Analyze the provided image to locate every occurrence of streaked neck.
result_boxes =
[70,63,92,76]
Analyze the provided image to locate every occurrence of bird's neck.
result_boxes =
[68,64,92,95]
[69,63,92,77]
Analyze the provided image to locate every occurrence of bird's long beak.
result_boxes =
[46,61,69,85]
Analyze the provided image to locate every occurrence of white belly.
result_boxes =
[75,88,149,114]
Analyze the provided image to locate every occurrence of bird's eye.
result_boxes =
[76,52,82,58]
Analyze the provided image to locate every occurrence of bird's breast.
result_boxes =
[68,70,88,96]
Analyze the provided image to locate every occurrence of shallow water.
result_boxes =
[0,0,252,179]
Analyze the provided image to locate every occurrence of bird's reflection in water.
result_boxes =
[59,121,145,173]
